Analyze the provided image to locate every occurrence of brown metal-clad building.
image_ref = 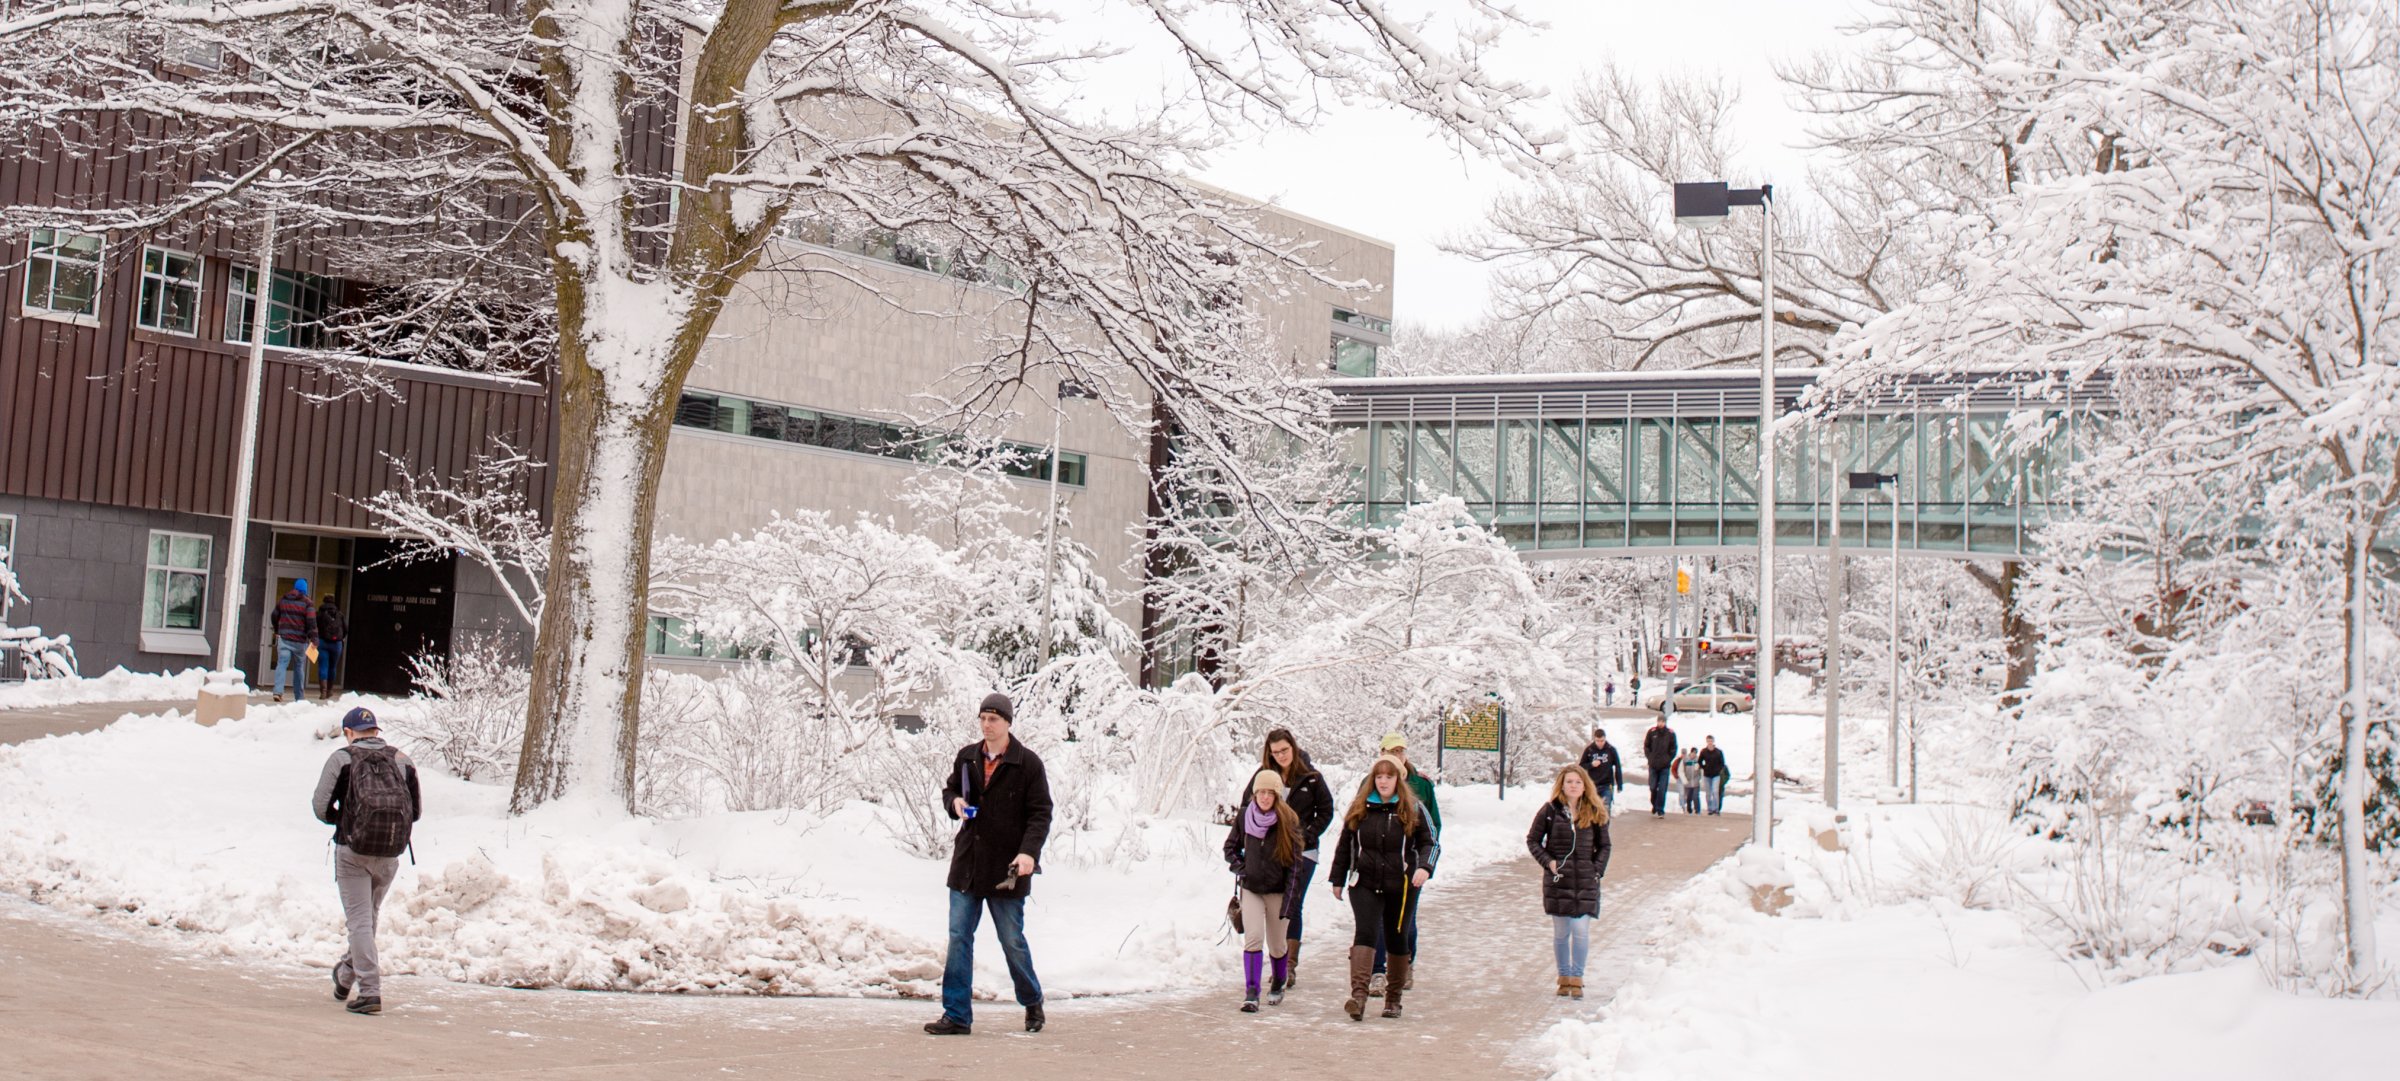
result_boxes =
[0,104,675,691]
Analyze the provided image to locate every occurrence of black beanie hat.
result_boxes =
[979,692,1014,724]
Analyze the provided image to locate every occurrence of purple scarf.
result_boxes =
[1243,802,1279,839]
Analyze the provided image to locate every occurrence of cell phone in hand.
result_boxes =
[996,872,1019,891]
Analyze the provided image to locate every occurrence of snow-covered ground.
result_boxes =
[0,666,211,710]
[1542,683,2400,1081]
[0,695,1526,1002]
[1543,802,2400,1081]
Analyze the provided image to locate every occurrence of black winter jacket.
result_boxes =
[1698,746,1728,778]
[1643,724,1680,772]
[940,738,1053,899]
[1579,742,1623,790]
[316,602,345,643]
[1327,798,1438,894]
[1223,817,1306,916]
[1526,800,1610,917]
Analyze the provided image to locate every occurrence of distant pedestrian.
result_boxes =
[315,593,346,700]
[1527,765,1610,999]
[271,578,315,702]
[1578,728,1624,811]
[926,692,1052,1037]
[1603,678,1616,707]
[1329,756,1437,1021]
[1629,675,1643,705]
[1244,728,1334,987]
[1224,769,1305,1012]
[1642,715,1679,818]
[1370,732,1440,989]
[1698,736,1729,815]
[1677,749,1704,814]
[311,706,421,1017]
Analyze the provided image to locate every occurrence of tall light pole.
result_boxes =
[1677,180,1778,847]
[1823,427,1843,811]
[216,203,279,676]
[1035,377,1096,667]
[1849,470,1902,790]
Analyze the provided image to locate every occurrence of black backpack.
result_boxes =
[341,746,415,858]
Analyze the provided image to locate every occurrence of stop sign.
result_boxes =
[1662,653,1679,674]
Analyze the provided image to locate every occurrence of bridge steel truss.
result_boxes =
[1327,368,2125,561]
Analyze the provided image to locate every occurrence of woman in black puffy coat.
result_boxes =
[1241,728,1334,985]
[1526,764,1611,999]
[1327,756,1436,1021]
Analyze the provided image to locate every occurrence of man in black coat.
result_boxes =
[1642,716,1679,818]
[925,692,1053,1037]
[1578,727,1624,811]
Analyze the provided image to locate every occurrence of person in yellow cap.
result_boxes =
[1368,733,1440,991]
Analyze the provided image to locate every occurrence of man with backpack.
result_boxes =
[310,706,422,1016]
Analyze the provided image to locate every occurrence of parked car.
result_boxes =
[1697,670,1756,694]
[2234,799,2275,826]
[1646,681,1755,714]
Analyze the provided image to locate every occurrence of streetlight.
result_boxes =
[1036,376,1097,666]
[1675,180,1777,848]
[215,179,284,677]
[1849,470,1901,790]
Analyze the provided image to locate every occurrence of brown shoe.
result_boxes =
[1556,976,1571,997]
[1569,977,1584,1000]
[1381,954,1409,1018]
[1344,946,1373,1021]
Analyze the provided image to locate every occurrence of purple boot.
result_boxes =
[1241,950,1263,1013]
[1268,954,1289,1005]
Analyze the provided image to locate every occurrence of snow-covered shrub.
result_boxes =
[1895,807,2022,911]
[402,634,529,782]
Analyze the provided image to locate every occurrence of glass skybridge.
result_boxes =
[1327,368,2126,560]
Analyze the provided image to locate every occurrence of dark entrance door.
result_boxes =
[344,540,456,696]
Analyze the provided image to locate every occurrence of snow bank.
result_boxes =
[0,698,1521,1002]
[0,665,211,711]
[1540,802,2400,1081]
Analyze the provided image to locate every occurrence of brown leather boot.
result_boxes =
[1568,976,1584,999]
[1345,946,1373,1021]
[1381,954,1410,1018]
[1556,975,1571,997]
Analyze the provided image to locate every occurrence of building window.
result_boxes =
[142,530,211,632]
[23,228,103,320]
[671,390,1087,487]
[1330,308,1391,379]
[644,615,769,661]
[168,0,225,70]
[227,265,336,349]
[782,218,1026,293]
[137,246,204,335]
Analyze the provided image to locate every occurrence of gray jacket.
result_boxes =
[312,737,422,847]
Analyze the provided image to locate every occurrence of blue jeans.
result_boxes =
[1552,915,1590,978]
[941,889,1041,1026]
[273,638,309,697]
[1706,775,1726,814]
[317,638,344,686]
[1648,768,1671,814]
[1286,858,1317,943]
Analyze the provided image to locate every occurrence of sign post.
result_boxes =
[1440,699,1509,799]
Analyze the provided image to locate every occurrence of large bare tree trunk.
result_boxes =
[2337,529,2380,979]
[510,311,682,813]
[1966,560,2037,705]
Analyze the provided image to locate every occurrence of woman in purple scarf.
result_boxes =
[1222,769,1305,1012]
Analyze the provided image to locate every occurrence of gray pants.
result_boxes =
[334,846,399,997]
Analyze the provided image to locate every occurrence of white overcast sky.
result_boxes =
[1187,0,1864,331]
